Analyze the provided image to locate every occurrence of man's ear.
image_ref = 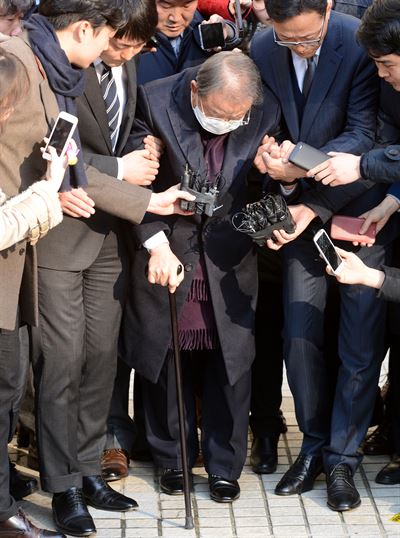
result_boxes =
[190,79,198,94]
[74,20,92,43]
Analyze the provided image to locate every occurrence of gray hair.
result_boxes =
[196,51,263,106]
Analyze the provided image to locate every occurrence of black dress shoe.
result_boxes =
[250,435,279,474]
[208,475,240,503]
[0,508,66,537]
[52,487,96,537]
[9,460,38,500]
[326,464,361,511]
[363,422,393,456]
[375,455,400,484]
[82,475,138,511]
[159,469,194,495]
[275,454,323,495]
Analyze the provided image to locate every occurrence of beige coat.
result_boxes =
[0,34,151,330]
[0,180,62,251]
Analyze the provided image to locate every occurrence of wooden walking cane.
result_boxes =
[168,265,194,530]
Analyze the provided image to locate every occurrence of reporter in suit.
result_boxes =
[307,0,400,485]
[250,0,393,511]
[120,51,282,502]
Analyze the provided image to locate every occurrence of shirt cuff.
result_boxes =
[143,231,169,252]
[386,193,400,209]
[117,157,124,181]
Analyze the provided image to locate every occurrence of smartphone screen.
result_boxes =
[48,118,76,156]
[314,231,342,272]
[199,23,225,50]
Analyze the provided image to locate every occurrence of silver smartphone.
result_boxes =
[313,229,344,274]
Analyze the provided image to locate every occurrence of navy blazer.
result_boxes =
[251,10,381,224]
[137,11,210,85]
[120,67,282,385]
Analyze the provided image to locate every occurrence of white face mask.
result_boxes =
[191,93,250,135]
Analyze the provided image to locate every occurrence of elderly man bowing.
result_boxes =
[120,51,281,502]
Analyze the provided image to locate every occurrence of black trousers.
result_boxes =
[33,233,126,492]
[250,279,286,437]
[141,349,251,480]
[0,316,25,521]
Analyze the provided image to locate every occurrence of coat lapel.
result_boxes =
[83,66,113,154]
[220,105,263,193]
[116,60,137,155]
[167,72,207,179]
[270,47,300,141]
[300,16,343,141]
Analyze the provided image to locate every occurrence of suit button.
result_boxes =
[19,248,25,255]
[388,148,399,156]
[184,263,193,272]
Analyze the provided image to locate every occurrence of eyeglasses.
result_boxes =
[273,14,325,48]
[198,95,251,126]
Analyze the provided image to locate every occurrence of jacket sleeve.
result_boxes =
[0,180,63,251]
[360,145,400,185]
[377,265,400,303]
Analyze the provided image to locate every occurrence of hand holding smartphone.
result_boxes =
[313,229,344,274]
[42,111,78,161]
[199,22,225,50]
[288,142,329,171]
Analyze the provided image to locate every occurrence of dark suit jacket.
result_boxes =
[36,61,149,270]
[0,36,150,330]
[250,10,381,224]
[360,82,400,190]
[120,67,282,386]
[137,11,210,85]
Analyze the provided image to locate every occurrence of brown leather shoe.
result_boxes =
[0,508,65,537]
[101,448,129,482]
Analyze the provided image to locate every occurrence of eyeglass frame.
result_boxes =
[197,94,251,126]
[272,13,326,48]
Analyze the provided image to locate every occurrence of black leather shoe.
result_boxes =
[208,475,240,503]
[363,422,393,456]
[82,475,138,511]
[52,487,96,537]
[275,454,323,495]
[9,460,38,500]
[0,508,66,537]
[326,464,361,511]
[250,435,279,474]
[159,469,193,495]
[375,455,400,484]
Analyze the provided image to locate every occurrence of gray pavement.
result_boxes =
[9,384,400,538]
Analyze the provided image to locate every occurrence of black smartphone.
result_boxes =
[313,229,344,274]
[288,142,329,171]
[199,23,225,50]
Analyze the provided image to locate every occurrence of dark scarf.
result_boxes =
[24,14,87,191]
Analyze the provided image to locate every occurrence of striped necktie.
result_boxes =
[100,62,120,152]
[302,55,317,99]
